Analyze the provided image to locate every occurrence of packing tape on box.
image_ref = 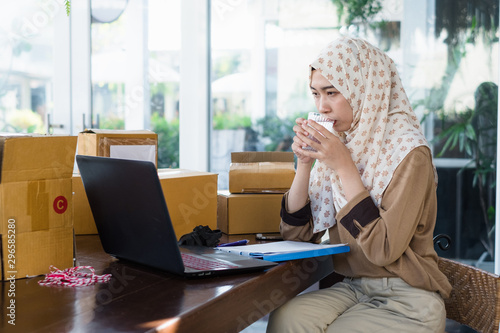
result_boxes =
[28,180,49,231]
[100,137,157,157]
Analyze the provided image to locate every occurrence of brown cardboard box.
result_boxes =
[217,191,283,234]
[1,178,73,234]
[0,135,77,280]
[77,129,158,166]
[158,169,218,240]
[72,174,98,235]
[229,152,295,193]
[72,169,218,238]
[2,228,74,279]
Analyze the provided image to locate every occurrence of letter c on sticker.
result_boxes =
[53,196,68,214]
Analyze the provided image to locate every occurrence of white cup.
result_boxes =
[302,112,334,151]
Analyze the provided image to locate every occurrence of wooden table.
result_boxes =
[1,235,335,333]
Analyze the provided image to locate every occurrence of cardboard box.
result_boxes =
[229,152,295,193]
[2,228,74,279]
[1,178,73,234]
[158,169,218,240]
[72,174,98,235]
[0,135,77,280]
[217,191,283,234]
[77,129,158,166]
[72,169,218,238]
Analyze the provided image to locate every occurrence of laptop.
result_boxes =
[76,155,278,277]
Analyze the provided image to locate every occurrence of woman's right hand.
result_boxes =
[292,117,315,165]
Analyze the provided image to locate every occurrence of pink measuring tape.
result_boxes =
[38,265,112,287]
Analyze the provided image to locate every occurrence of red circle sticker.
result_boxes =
[53,196,68,214]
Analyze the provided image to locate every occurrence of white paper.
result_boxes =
[217,240,347,256]
[109,145,156,164]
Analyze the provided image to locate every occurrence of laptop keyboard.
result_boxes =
[181,253,239,270]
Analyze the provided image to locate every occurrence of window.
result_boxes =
[3,0,498,269]
[210,0,499,269]
[0,0,69,134]
[211,0,341,189]
[90,0,181,167]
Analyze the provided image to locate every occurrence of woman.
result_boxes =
[266,37,452,333]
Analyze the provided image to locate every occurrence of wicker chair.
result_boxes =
[438,257,500,333]
[434,234,500,333]
[319,235,500,332]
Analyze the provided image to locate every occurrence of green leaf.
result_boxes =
[65,0,71,16]
[465,123,477,140]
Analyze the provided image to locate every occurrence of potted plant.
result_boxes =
[416,1,498,270]
[433,82,498,266]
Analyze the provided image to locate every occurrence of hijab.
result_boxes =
[308,37,433,233]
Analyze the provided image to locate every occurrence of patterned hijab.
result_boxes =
[308,37,433,233]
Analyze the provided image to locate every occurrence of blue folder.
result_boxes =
[258,244,350,262]
[216,241,350,262]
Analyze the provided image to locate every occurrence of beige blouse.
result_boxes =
[280,146,452,298]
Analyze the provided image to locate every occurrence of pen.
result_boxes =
[217,239,249,247]
[256,233,283,241]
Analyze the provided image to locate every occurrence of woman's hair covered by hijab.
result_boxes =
[307,37,433,233]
